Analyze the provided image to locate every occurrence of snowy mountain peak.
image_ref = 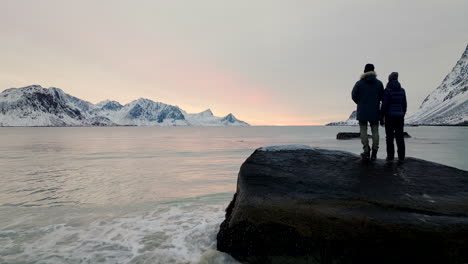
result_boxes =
[219,113,249,126]
[348,111,357,120]
[0,85,89,126]
[20,84,44,90]
[135,98,153,103]
[96,100,123,111]
[0,85,250,126]
[326,111,358,126]
[220,113,241,123]
[4,85,65,96]
[222,113,235,121]
[421,45,467,107]
[2,85,44,96]
[198,109,213,117]
[96,99,112,107]
[407,44,468,125]
[128,98,155,106]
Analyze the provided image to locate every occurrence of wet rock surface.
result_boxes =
[217,146,468,264]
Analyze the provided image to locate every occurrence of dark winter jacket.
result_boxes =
[381,80,407,118]
[351,71,384,122]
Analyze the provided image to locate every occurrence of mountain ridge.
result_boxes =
[406,44,467,125]
[0,85,250,127]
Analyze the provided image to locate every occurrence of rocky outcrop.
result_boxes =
[336,132,411,140]
[217,145,468,264]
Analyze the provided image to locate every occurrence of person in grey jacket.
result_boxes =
[352,64,384,160]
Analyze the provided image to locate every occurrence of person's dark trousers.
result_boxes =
[385,116,405,160]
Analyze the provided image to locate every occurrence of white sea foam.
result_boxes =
[0,197,239,264]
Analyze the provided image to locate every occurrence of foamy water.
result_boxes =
[0,194,239,264]
[0,126,466,263]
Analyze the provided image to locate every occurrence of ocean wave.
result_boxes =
[0,194,239,264]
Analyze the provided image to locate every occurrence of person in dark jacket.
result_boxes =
[352,63,384,160]
[381,72,407,161]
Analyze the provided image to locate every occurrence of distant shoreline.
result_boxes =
[326,123,467,127]
[0,124,466,128]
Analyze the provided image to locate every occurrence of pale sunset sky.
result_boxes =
[0,0,467,125]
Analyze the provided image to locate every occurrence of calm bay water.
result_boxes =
[0,126,466,263]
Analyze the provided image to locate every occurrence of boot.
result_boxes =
[398,150,405,162]
[360,146,370,160]
[371,149,378,161]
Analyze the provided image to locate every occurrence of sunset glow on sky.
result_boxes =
[1,1,467,125]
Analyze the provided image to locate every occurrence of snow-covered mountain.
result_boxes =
[326,111,358,126]
[182,109,249,126]
[0,85,250,127]
[96,98,188,126]
[406,44,468,125]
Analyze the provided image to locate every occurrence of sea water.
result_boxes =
[0,126,466,263]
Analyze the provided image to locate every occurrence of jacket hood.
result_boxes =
[360,71,377,80]
[386,80,402,90]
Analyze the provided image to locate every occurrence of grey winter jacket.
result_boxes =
[351,71,384,122]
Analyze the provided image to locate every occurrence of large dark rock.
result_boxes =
[217,145,468,264]
[336,132,411,140]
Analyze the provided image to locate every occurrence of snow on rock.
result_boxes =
[95,100,123,111]
[0,85,89,126]
[0,85,250,127]
[406,44,468,125]
[219,113,250,126]
[183,110,249,126]
[326,111,359,126]
[102,98,188,126]
[197,109,214,117]
[85,116,117,126]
